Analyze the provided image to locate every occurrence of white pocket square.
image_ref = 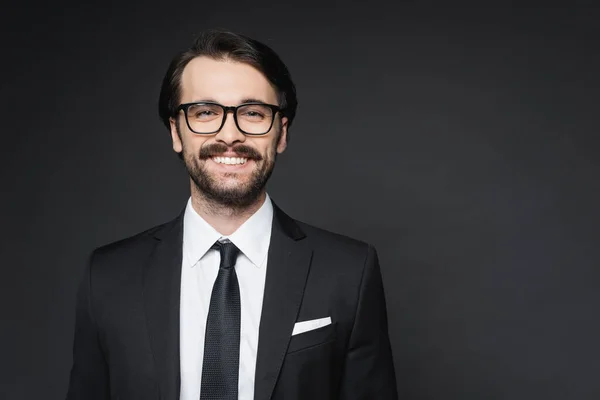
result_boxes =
[292,316,332,336]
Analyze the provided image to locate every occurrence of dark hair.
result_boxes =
[158,29,298,135]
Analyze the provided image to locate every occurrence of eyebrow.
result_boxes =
[240,98,269,105]
[189,98,270,105]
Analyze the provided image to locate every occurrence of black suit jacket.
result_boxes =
[66,203,398,400]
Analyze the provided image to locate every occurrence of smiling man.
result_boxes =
[66,30,398,400]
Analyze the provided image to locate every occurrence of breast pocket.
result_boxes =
[286,322,337,354]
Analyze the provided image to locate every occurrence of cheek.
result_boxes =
[264,136,280,156]
[261,143,277,162]
[182,135,208,154]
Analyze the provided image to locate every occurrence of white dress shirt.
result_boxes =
[179,195,273,400]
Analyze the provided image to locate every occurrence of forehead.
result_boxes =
[179,56,278,105]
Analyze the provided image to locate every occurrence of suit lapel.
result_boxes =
[254,204,313,400]
[143,211,184,400]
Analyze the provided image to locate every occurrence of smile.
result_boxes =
[211,156,248,165]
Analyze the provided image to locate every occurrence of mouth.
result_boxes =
[207,155,256,172]
[211,156,248,165]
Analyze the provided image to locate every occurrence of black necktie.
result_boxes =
[200,240,241,400]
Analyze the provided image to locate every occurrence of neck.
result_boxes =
[189,184,266,236]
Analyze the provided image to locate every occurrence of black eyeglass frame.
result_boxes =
[175,101,283,135]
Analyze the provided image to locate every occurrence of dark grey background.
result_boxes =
[1,1,599,399]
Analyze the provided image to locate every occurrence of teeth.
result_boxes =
[213,156,248,165]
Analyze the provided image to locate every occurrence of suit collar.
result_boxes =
[271,200,306,241]
[153,206,185,241]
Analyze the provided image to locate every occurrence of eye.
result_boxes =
[243,110,265,118]
[196,109,216,117]
[187,104,222,120]
[239,105,271,120]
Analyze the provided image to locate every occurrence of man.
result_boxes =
[66,29,398,400]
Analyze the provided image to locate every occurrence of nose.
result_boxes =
[214,111,246,145]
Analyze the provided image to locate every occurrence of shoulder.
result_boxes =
[289,218,381,298]
[90,214,181,267]
[296,219,375,262]
[272,201,374,262]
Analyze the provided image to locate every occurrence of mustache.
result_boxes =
[199,143,263,160]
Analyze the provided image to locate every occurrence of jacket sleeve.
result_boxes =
[66,251,110,399]
[340,245,399,399]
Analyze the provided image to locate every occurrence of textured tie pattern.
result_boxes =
[200,241,241,400]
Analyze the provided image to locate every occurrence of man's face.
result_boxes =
[170,56,288,208]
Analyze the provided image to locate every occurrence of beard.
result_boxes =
[182,140,277,209]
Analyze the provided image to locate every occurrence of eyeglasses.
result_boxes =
[175,101,282,135]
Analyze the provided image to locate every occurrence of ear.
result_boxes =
[170,117,183,154]
[276,116,288,154]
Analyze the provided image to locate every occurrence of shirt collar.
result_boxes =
[182,194,274,269]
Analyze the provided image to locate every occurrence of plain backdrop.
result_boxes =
[1,1,599,399]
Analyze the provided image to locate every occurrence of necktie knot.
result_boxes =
[212,241,240,270]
